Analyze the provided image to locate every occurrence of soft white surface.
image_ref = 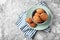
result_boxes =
[0,0,60,40]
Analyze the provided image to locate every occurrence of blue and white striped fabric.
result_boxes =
[16,1,51,39]
[16,11,37,39]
